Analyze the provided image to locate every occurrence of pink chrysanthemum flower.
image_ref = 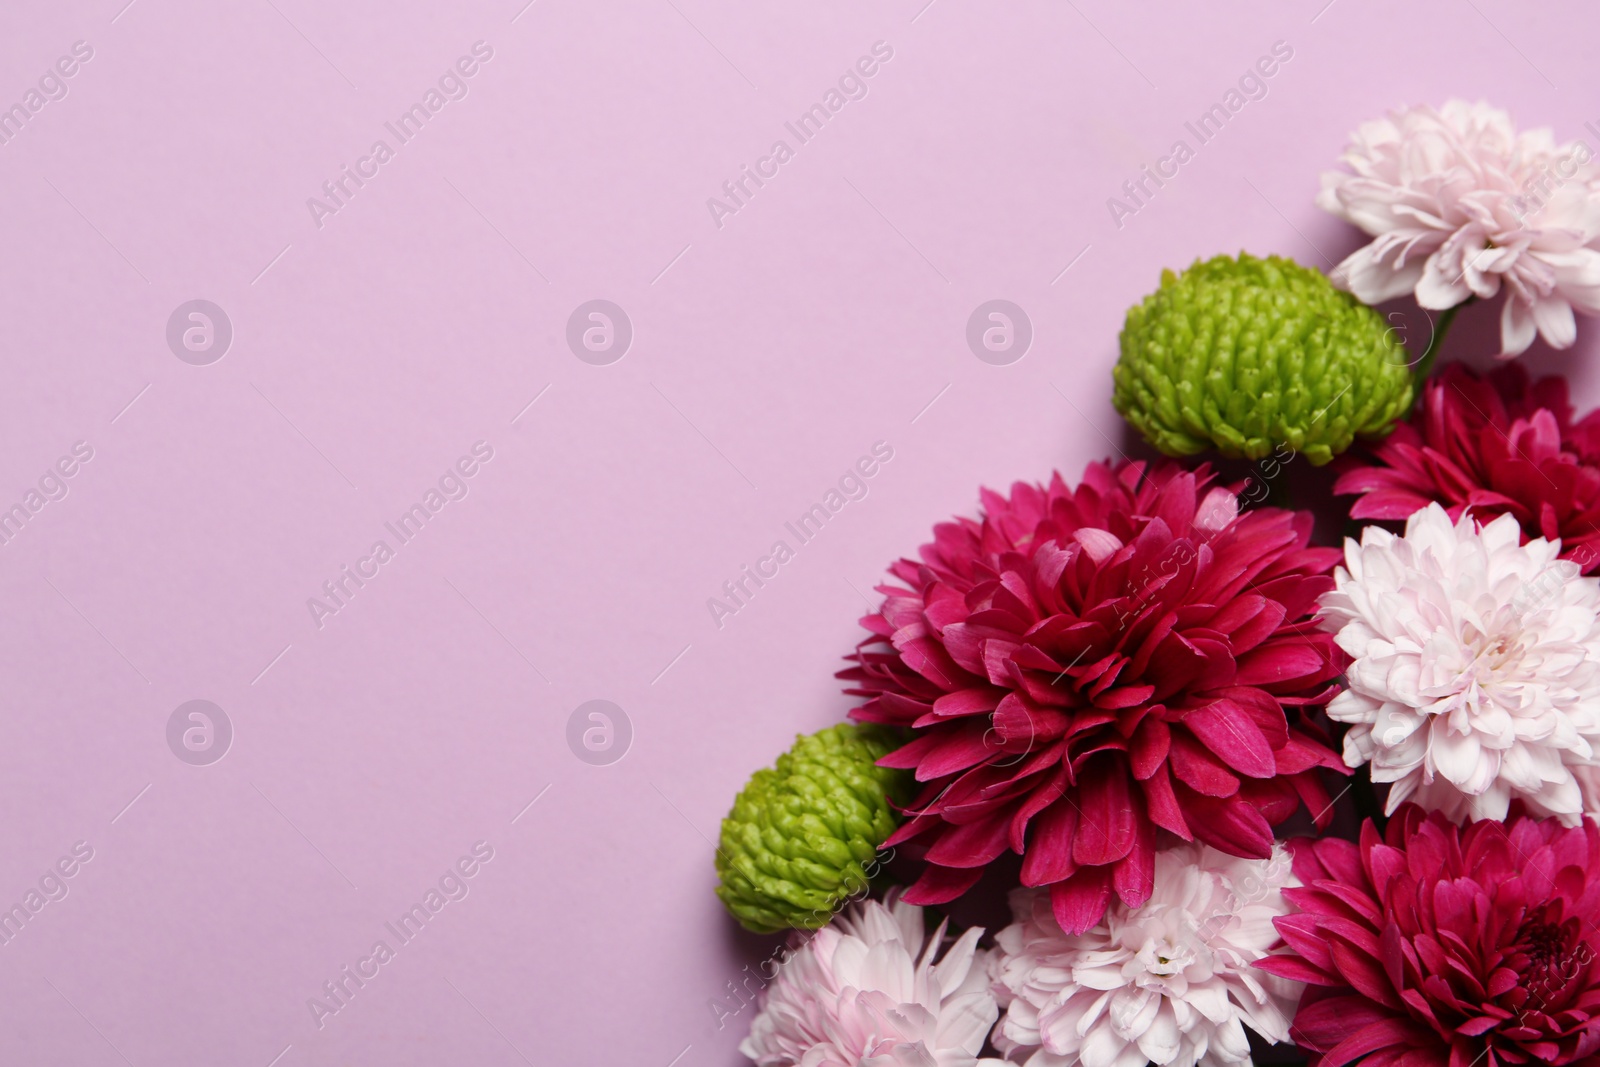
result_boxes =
[739,893,1003,1067]
[842,461,1347,935]
[1334,363,1600,573]
[1317,503,1600,824]
[1318,100,1600,357]
[990,842,1305,1067]
[1260,805,1600,1067]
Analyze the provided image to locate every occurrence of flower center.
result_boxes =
[1452,627,1525,699]
[1515,915,1592,1012]
[1478,634,1521,671]
[1120,917,1210,983]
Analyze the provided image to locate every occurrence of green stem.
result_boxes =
[1411,302,1462,384]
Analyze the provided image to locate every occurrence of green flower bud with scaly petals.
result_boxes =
[1113,252,1414,466]
[715,723,912,934]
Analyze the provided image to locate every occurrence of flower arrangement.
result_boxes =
[712,99,1600,1067]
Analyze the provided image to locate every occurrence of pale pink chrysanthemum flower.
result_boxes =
[1318,99,1600,356]
[740,893,1004,1067]
[988,843,1303,1067]
[1318,503,1600,824]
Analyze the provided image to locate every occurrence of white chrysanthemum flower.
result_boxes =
[988,844,1302,1067]
[1318,99,1600,357]
[1318,502,1600,823]
[740,893,1003,1067]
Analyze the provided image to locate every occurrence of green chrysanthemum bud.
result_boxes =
[1113,252,1414,466]
[715,723,911,934]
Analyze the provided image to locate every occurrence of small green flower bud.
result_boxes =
[715,723,911,934]
[1113,253,1414,466]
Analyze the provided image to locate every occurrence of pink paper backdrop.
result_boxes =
[0,0,1596,1063]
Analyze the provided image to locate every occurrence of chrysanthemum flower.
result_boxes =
[1260,805,1600,1067]
[1113,253,1413,465]
[842,460,1347,935]
[1318,503,1600,823]
[1335,363,1600,573]
[990,842,1305,1067]
[739,893,1003,1067]
[716,723,911,933]
[1318,100,1600,357]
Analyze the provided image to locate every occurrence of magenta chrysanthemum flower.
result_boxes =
[1260,805,1600,1067]
[841,460,1347,935]
[1334,364,1600,572]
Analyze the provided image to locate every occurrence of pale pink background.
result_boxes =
[0,0,1597,1063]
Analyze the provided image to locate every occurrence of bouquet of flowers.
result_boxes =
[714,100,1600,1067]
